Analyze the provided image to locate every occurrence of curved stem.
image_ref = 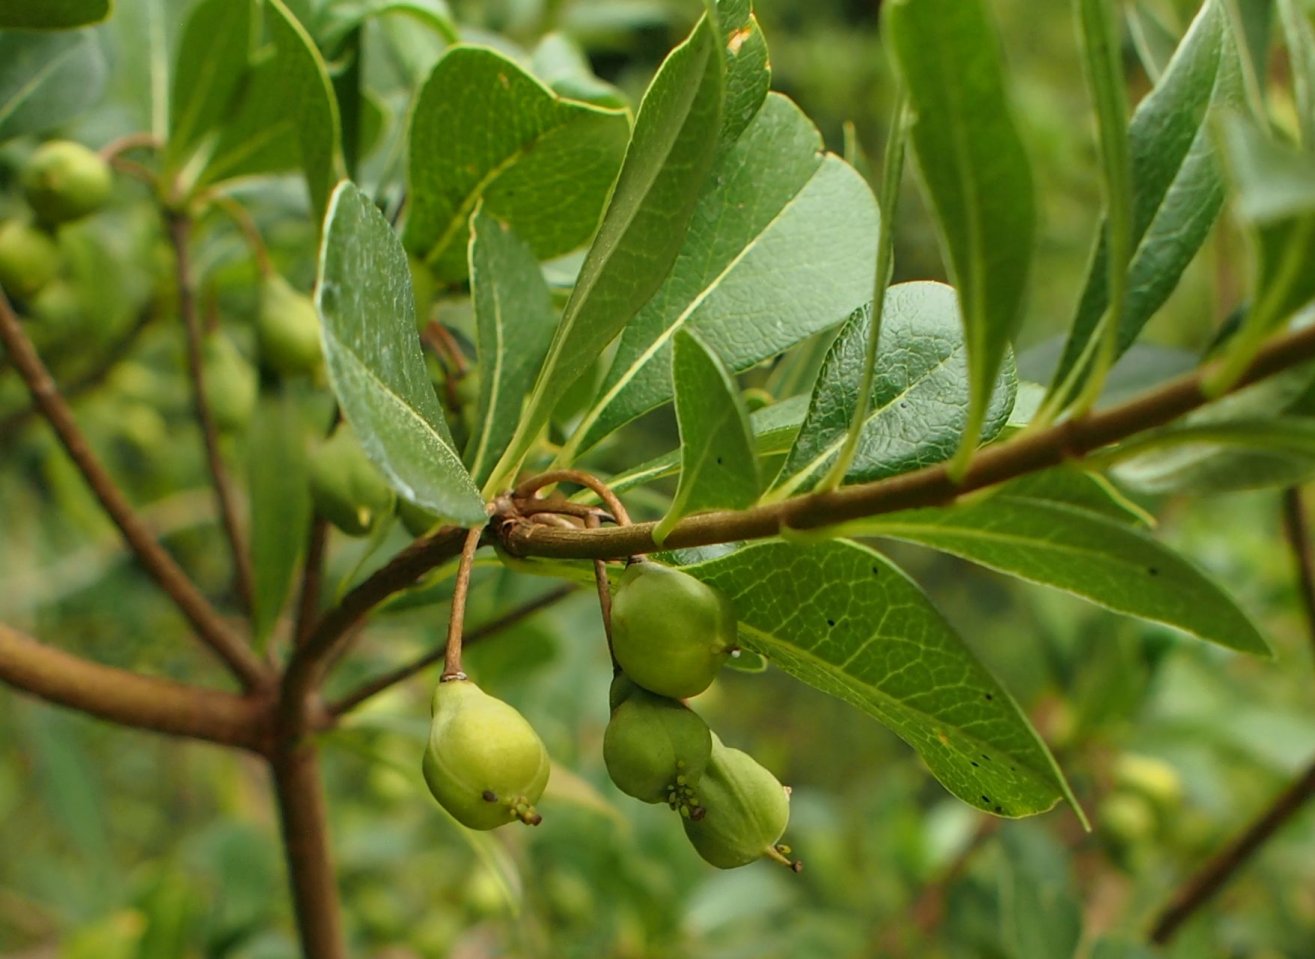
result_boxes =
[168,211,256,616]
[442,527,484,678]
[515,469,632,526]
[499,318,1315,561]
[0,286,268,689]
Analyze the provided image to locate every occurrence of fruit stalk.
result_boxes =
[443,525,485,679]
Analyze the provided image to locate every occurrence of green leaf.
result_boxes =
[999,826,1083,959]
[1003,467,1152,525]
[1278,0,1315,147]
[1126,0,1178,81]
[1207,116,1315,388]
[317,181,486,526]
[166,0,254,165]
[267,0,344,222]
[568,93,879,457]
[487,15,726,490]
[682,539,1080,819]
[248,390,311,648]
[772,282,1016,498]
[0,0,109,29]
[465,208,557,487]
[0,29,107,141]
[318,0,457,49]
[402,45,629,281]
[855,495,1271,656]
[886,0,1035,472]
[653,329,759,545]
[1109,418,1315,494]
[198,49,301,187]
[1049,0,1243,408]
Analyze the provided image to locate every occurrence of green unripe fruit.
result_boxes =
[22,141,112,226]
[422,678,550,830]
[256,274,322,377]
[1112,753,1183,810]
[202,332,257,433]
[603,675,712,815]
[0,219,59,300]
[309,426,396,536]
[683,736,796,870]
[610,562,736,699]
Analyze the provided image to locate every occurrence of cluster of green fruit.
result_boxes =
[0,140,111,304]
[421,560,800,872]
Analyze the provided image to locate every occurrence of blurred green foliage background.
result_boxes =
[3,0,1315,956]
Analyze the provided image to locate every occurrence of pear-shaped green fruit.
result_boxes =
[202,332,257,433]
[610,562,736,699]
[683,735,797,870]
[0,219,59,301]
[256,274,322,377]
[22,141,113,226]
[423,678,550,829]
[603,675,712,815]
[309,425,396,536]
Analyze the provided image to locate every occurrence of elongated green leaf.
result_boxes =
[248,391,311,647]
[570,92,879,456]
[682,539,1079,819]
[317,181,485,526]
[198,49,301,186]
[403,45,629,281]
[1208,116,1315,388]
[1278,0,1315,147]
[465,209,557,487]
[886,0,1035,471]
[855,496,1270,656]
[0,30,107,141]
[1000,826,1083,959]
[0,0,109,29]
[1109,418,1315,494]
[1070,0,1133,409]
[319,0,457,49]
[1050,0,1242,407]
[653,330,759,544]
[487,16,726,490]
[1126,0,1178,81]
[773,282,1015,497]
[1004,467,1151,524]
[267,0,343,222]
[167,0,253,165]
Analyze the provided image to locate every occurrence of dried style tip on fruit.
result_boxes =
[683,735,800,871]
[423,678,550,830]
[308,425,396,536]
[0,220,60,301]
[21,141,112,226]
[603,675,713,817]
[256,274,323,378]
[610,562,736,699]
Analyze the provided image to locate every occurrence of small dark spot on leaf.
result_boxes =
[871,566,880,576]
[716,456,723,465]
[984,693,994,701]
[994,805,1004,814]
[970,761,979,768]
[980,795,991,804]
[980,754,991,762]
[1148,566,1159,576]
[826,618,835,627]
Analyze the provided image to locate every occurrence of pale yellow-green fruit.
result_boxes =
[202,331,257,433]
[22,140,112,226]
[1111,753,1184,810]
[422,678,550,830]
[0,219,59,300]
[308,426,396,536]
[603,675,712,814]
[610,562,736,699]
[682,735,795,870]
[256,273,322,377]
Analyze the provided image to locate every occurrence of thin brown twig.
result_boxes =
[99,132,162,162]
[0,304,156,440]
[294,517,329,650]
[499,319,1315,561]
[0,286,268,689]
[587,512,617,663]
[1282,487,1315,665]
[1149,754,1315,943]
[515,469,632,526]
[0,622,269,751]
[443,527,485,678]
[326,584,578,716]
[168,212,256,616]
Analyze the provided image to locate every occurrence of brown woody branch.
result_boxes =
[0,286,269,690]
[500,319,1315,560]
[0,623,268,751]
[168,212,256,616]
